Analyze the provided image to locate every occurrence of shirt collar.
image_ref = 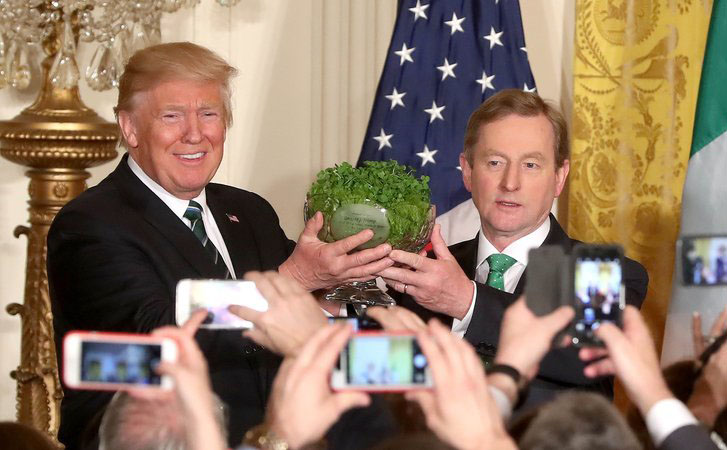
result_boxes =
[127,154,208,219]
[476,218,551,270]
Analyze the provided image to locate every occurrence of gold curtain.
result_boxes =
[563,0,712,350]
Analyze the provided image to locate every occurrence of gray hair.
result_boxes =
[99,391,227,450]
[518,391,642,450]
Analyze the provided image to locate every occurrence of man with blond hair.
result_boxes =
[48,42,391,448]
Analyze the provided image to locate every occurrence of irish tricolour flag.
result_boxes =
[662,0,727,364]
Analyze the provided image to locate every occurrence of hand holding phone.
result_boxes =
[404,320,513,449]
[330,332,431,391]
[63,332,177,390]
[265,324,370,448]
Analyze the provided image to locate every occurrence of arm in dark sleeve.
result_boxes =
[658,425,719,450]
[48,210,176,336]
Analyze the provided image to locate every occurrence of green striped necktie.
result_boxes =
[183,200,230,279]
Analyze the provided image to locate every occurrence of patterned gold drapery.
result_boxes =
[564,0,712,350]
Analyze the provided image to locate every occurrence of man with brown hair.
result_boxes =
[48,42,392,449]
[380,88,649,410]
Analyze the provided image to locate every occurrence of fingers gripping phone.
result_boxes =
[175,279,269,329]
[63,332,177,390]
[569,244,625,346]
[330,332,432,391]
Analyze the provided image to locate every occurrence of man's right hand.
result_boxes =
[278,212,393,291]
[495,297,574,380]
[265,324,370,449]
[689,337,727,426]
[405,320,516,450]
[228,271,327,358]
[378,224,474,320]
[579,306,673,416]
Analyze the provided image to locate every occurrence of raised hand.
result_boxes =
[228,271,327,357]
[405,320,516,450]
[265,324,370,448]
[579,306,672,416]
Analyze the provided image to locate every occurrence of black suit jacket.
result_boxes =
[48,154,295,448]
[658,424,719,450]
[401,215,649,411]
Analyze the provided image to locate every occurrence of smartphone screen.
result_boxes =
[63,332,177,390]
[331,333,431,391]
[572,246,624,345]
[175,279,268,329]
[680,236,727,286]
[80,341,162,386]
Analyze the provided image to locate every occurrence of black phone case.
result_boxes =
[568,244,625,347]
[525,245,567,316]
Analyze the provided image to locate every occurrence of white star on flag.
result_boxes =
[523,83,536,92]
[476,70,495,93]
[484,26,504,49]
[395,43,415,65]
[424,101,445,123]
[373,128,393,150]
[417,145,438,167]
[385,88,406,109]
[358,0,538,226]
[437,58,458,80]
[409,0,429,21]
[444,12,465,35]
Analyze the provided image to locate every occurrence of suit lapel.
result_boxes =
[450,234,478,280]
[111,154,222,278]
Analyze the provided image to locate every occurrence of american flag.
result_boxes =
[357,0,536,227]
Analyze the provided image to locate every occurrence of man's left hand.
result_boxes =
[279,212,394,291]
[378,224,474,320]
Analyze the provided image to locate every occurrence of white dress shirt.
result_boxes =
[127,155,236,279]
[451,219,550,337]
[645,398,700,447]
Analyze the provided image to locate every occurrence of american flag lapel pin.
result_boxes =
[226,213,239,223]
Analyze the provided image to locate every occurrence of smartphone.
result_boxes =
[175,279,268,329]
[525,245,568,317]
[330,332,432,391]
[678,235,727,286]
[569,244,625,347]
[63,331,177,390]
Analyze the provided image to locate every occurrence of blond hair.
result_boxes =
[114,42,237,127]
[462,89,568,168]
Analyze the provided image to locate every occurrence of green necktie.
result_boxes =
[485,253,517,291]
[183,200,230,279]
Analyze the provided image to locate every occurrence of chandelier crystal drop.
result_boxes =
[0,0,234,92]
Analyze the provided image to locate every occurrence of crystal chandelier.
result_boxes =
[0,0,239,92]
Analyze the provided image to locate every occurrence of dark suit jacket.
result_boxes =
[48,154,295,449]
[658,424,719,450]
[401,215,649,411]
